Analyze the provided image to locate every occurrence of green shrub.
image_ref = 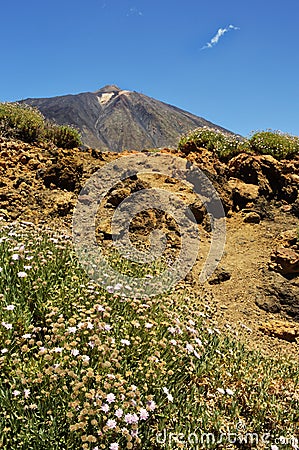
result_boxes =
[0,102,45,143]
[178,127,250,161]
[249,130,299,160]
[0,102,81,148]
[178,127,299,161]
[45,123,82,149]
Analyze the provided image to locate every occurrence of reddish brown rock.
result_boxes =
[259,319,299,342]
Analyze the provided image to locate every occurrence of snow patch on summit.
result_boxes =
[97,92,114,105]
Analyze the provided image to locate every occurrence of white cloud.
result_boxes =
[127,7,143,17]
[201,24,240,50]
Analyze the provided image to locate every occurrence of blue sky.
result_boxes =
[0,0,298,137]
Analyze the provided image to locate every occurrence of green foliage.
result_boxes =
[178,127,251,161]
[45,123,82,149]
[1,222,299,449]
[249,130,299,160]
[0,102,45,143]
[0,102,81,149]
[179,127,299,161]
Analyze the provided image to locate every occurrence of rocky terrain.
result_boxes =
[20,85,233,151]
[0,136,299,358]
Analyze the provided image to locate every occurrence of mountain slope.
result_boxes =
[21,85,233,151]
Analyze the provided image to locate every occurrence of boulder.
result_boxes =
[228,153,298,202]
[269,228,299,275]
[243,211,261,224]
[269,247,299,275]
[106,188,131,207]
[228,178,260,210]
[208,267,231,285]
[259,319,299,342]
[255,270,299,319]
[41,157,83,191]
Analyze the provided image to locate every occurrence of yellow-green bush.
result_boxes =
[178,127,251,161]
[0,102,81,149]
[45,123,82,149]
[0,102,45,143]
[178,127,299,161]
[249,130,299,160]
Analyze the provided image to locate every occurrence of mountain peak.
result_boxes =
[94,84,122,94]
[21,87,233,152]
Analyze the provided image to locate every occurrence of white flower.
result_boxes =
[104,324,111,331]
[106,419,117,429]
[186,343,194,353]
[96,305,105,312]
[109,444,119,450]
[17,271,27,278]
[168,326,176,334]
[186,326,197,334]
[139,408,149,420]
[22,334,32,339]
[101,403,109,413]
[226,388,234,396]
[24,389,30,399]
[12,254,20,260]
[5,305,15,311]
[106,393,116,403]
[124,413,138,424]
[145,323,153,329]
[1,348,8,354]
[170,339,177,346]
[115,408,123,418]
[114,283,122,290]
[67,327,77,333]
[23,265,32,270]
[71,349,80,357]
[217,388,225,395]
[270,446,279,450]
[120,339,131,346]
[147,400,156,411]
[13,390,21,396]
[1,322,12,330]
[106,286,114,293]
[54,347,63,353]
[81,355,90,363]
[163,387,173,402]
